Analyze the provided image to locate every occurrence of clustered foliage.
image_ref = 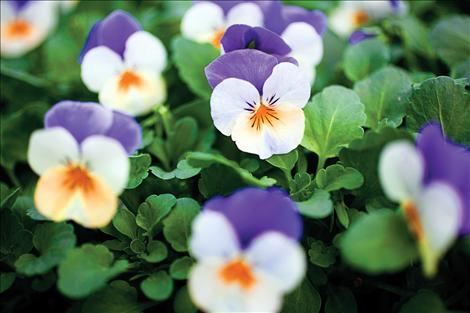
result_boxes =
[1,1,469,313]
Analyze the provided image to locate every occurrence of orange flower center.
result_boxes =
[5,19,33,39]
[63,165,94,193]
[249,103,279,131]
[403,200,424,241]
[352,10,369,27]
[118,70,143,91]
[211,29,225,49]
[219,259,256,290]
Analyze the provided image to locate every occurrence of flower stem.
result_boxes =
[316,156,326,173]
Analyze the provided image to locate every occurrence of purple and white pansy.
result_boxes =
[27,101,141,228]
[1,0,57,58]
[188,188,305,313]
[205,49,310,159]
[80,10,167,116]
[180,1,278,48]
[379,123,470,276]
[330,0,407,37]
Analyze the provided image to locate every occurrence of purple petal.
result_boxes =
[389,0,400,10]
[268,5,327,36]
[204,187,303,248]
[417,123,470,234]
[205,49,279,93]
[348,30,377,45]
[104,111,142,154]
[195,0,281,17]
[45,101,113,144]
[7,0,31,12]
[221,24,291,56]
[79,10,141,63]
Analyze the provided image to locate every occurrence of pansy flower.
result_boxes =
[205,49,310,159]
[181,1,277,48]
[1,0,57,58]
[330,0,407,37]
[27,101,142,228]
[80,10,167,116]
[264,3,327,84]
[379,123,469,276]
[188,188,305,312]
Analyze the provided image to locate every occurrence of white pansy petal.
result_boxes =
[246,232,306,292]
[418,182,462,276]
[181,2,225,42]
[188,261,283,313]
[190,211,240,261]
[28,127,79,175]
[262,62,310,108]
[81,135,129,194]
[20,1,58,34]
[329,4,357,37]
[379,141,424,203]
[81,46,124,92]
[99,70,166,116]
[124,31,167,73]
[231,116,273,159]
[282,22,323,67]
[226,3,263,27]
[1,1,14,22]
[211,78,260,136]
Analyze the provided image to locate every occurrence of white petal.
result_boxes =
[417,182,461,276]
[19,1,58,33]
[210,78,260,136]
[81,135,129,193]
[226,3,263,27]
[262,62,311,109]
[379,141,424,203]
[190,211,240,261]
[181,2,225,43]
[329,4,357,37]
[81,46,123,92]
[1,2,14,22]
[282,22,323,67]
[364,1,395,20]
[246,232,306,292]
[124,31,167,73]
[99,70,166,116]
[188,261,283,313]
[231,117,273,159]
[28,127,79,175]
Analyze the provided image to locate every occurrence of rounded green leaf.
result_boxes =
[141,271,174,301]
[136,194,177,236]
[400,290,446,313]
[174,286,197,313]
[140,240,168,263]
[296,189,333,219]
[281,279,321,313]
[163,198,200,252]
[112,206,138,239]
[170,256,194,280]
[82,280,141,313]
[126,154,151,189]
[266,150,299,171]
[316,164,364,192]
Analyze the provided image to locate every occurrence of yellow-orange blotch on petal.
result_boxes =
[211,29,225,49]
[118,70,144,92]
[352,10,369,27]
[4,19,34,39]
[34,164,117,228]
[403,200,425,242]
[219,259,256,290]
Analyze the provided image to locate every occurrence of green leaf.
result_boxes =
[197,164,247,198]
[340,210,418,274]
[387,16,435,58]
[400,290,446,313]
[163,198,200,252]
[0,272,15,293]
[0,210,33,265]
[126,154,151,189]
[166,117,199,160]
[174,286,197,313]
[343,39,390,82]
[172,36,219,98]
[296,189,333,219]
[186,152,276,188]
[112,206,138,239]
[141,271,174,301]
[0,187,20,210]
[325,287,357,313]
[451,59,470,79]
[281,279,321,313]
[15,223,76,276]
[266,150,298,171]
[308,239,337,268]
[136,194,177,236]
[289,172,314,201]
[150,160,201,180]
[335,203,350,228]
[302,86,366,160]
[82,280,142,313]
[170,256,194,280]
[430,15,470,67]
[354,66,411,129]
[129,239,146,254]
[316,165,364,192]
[58,244,128,298]
[407,76,470,145]
[140,240,168,263]
[339,128,413,202]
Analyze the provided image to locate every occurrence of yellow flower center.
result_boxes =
[63,164,94,193]
[5,19,33,39]
[219,259,256,290]
[403,200,424,242]
[118,70,143,92]
[352,10,369,27]
[211,29,225,49]
[249,103,279,131]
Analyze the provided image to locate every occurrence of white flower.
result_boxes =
[188,211,306,313]
[81,31,167,116]
[181,1,263,48]
[0,1,57,58]
[379,141,462,276]
[28,127,129,228]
